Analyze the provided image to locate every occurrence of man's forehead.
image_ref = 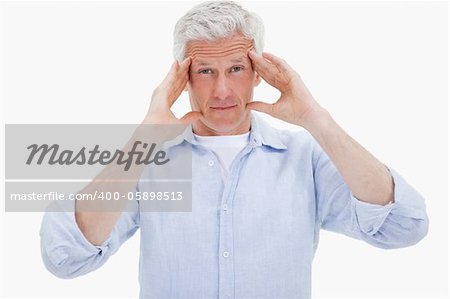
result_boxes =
[186,34,254,64]
[193,54,250,67]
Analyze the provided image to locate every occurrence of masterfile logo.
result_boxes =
[4,124,193,212]
[26,141,170,171]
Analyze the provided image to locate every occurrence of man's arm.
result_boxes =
[75,57,201,245]
[40,57,202,278]
[302,109,394,205]
[247,51,393,205]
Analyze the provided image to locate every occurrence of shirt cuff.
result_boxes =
[351,195,395,235]
[351,166,425,235]
[41,200,113,269]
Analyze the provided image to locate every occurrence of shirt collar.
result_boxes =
[248,112,287,150]
[162,112,287,151]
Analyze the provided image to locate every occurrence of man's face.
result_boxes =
[185,33,261,136]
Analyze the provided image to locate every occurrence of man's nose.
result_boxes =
[212,74,233,100]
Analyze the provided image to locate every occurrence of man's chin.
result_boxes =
[193,114,251,136]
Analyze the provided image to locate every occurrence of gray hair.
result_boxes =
[173,1,264,62]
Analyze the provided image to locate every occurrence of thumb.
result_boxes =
[179,111,203,125]
[247,101,274,116]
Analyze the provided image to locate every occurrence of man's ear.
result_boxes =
[254,72,261,87]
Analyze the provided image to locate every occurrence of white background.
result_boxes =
[0,1,448,298]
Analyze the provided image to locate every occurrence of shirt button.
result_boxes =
[223,204,228,211]
[222,251,230,258]
[208,160,214,166]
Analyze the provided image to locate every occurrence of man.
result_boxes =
[40,1,428,298]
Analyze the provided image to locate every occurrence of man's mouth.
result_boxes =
[210,105,237,111]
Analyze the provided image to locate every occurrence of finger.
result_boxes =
[160,60,180,91]
[178,56,191,74]
[179,111,203,125]
[246,101,275,116]
[173,57,191,92]
[167,57,191,106]
[248,50,275,79]
[247,50,259,70]
[249,51,291,91]
[262,52,294,74]
[167,85,188,108]
[168,74,189,107]
[165,57,189,87]
[248,51,287,90]
[257,52,296,91]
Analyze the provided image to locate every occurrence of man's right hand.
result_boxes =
[76,58,201,246]
[144,57,202,125]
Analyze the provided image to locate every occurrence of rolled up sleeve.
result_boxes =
[315,150,428,249]
[40,200,139,279]
[351,167,429,249]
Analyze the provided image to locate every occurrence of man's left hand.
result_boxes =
[247,50,324,128]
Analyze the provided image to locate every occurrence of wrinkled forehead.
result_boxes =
[185,34,254,64]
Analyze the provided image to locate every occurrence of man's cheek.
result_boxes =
[189,97,203,112]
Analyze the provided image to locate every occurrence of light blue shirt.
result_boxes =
[40,112,429,299]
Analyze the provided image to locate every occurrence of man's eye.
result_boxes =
[198,69,212,74]
[231,66,243,73]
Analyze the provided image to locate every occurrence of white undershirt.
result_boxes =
[194,132,250,179]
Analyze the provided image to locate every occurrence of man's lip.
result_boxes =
[210,105,237,110]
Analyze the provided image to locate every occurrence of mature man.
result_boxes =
[40,1,428,298]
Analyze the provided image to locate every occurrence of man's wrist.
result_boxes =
[299,105,332,133]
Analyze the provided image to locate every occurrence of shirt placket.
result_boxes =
[217,142,257,299]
